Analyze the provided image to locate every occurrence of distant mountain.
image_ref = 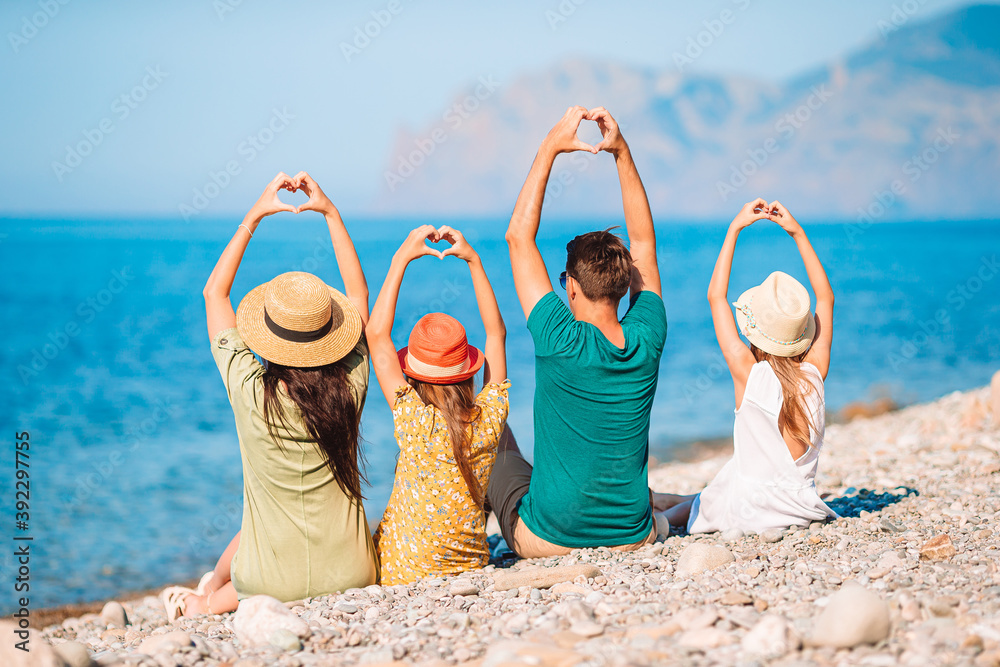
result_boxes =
[372,4,1000,221]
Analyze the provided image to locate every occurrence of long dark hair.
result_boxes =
[261,361,366,501]
[408,377,484,507]
[749,343,818,455]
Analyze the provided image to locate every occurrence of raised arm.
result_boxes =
[588,107,661,297]
[366,226,444,407]
[439,226,507,384]
[294,172,370,327]
[506,106,597,320]
[767,201,834,379]
[708,198,770,405]
[203,172,297,340]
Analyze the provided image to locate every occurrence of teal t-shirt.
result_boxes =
[519,290,667,548]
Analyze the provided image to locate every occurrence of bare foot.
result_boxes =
[180,593,211,617]
[664,499,694,527]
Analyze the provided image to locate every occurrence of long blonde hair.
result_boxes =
[750,344,819,454]
[407,377,484,507]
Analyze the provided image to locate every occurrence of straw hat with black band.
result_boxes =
[236,272,362,367]
[733,271,816,358]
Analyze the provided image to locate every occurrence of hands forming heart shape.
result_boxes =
[751,199,775,217]
[748,198,787,220]
[254,171,335,218]
[401,224,477,263]
[544,105,628,156]
[736,197,800,235]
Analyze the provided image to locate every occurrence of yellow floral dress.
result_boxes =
[374,380,510,585]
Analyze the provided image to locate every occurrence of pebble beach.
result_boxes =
[8,380,1000,667]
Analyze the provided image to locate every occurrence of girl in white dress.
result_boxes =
[654,199,837,534]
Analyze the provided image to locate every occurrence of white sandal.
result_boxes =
[160,586,196,622]
[196,571,215,596]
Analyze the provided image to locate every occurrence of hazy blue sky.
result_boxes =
[0,0,987,218]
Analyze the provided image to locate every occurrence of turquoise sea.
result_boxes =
[1,216,998,612]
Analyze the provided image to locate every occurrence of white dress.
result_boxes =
[687,361,837,534]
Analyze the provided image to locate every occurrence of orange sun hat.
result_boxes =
[398,313,484,385]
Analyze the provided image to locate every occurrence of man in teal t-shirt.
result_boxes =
[485,106,667,557]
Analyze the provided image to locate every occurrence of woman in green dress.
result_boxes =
[161,171,378,619]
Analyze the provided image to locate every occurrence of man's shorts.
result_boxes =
[486,445,655,558]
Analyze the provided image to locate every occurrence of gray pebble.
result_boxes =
[760,528,785,543]
[99,601,128,628]
[53,641,94,667]
[448,582,480,597]
[269,628,302,652]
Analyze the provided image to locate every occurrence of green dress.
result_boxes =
[211,328,378,601]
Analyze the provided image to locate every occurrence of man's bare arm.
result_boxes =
[589,107,660,297]
[506,106,597,319]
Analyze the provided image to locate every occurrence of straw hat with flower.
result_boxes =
[733,271,816,358]
[236,271,362,367]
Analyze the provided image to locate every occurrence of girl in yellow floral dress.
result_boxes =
[367,225,509,585]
